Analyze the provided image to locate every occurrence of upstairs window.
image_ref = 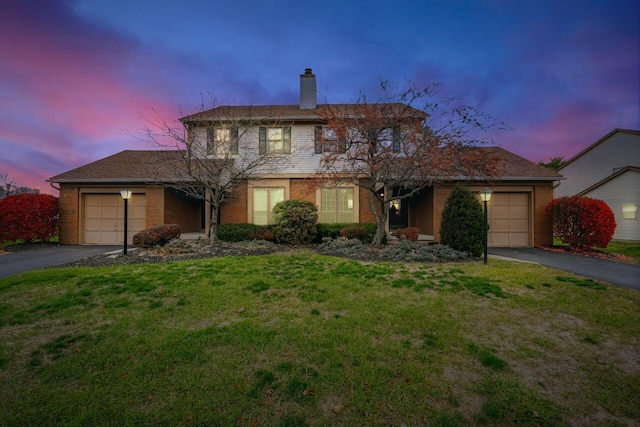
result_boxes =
[366,127,401,153]
[315,126,347,154]
[259,126,291,154]
[207,127,239,155]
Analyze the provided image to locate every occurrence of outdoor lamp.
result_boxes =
[479,188,492,264]
[120,190,132,255]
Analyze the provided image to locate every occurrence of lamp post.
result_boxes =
[479,188,492,265]
[120,190,132,255]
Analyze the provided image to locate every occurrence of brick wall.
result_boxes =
[220,180,248,224]
[533,184,554,246]
[290,179,315,203]
[358,184,377,224]
[412,187,434,235]
[58,185,80,244]
[432,184,455,242]
[163,189,202,232]
[145,186,165,228]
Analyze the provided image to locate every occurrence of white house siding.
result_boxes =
[555,131,640,197]
[583,170,640,241]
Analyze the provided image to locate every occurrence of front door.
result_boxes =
[389,199,409,229]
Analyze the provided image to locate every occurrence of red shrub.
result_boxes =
[340,226,365,240]
[391,227,420,242]
[0,194,59,242]
[133,224,181,248]
[546,196,616,250]
[248,226,274,241]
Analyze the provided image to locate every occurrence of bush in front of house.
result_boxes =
[381,240,469,262]
[0,194,59,242]
[271,199,318,244]
[547,196,616,250]
[315,223,379,244]
[340,225,365,240]
[133,224,181,248]
[217,223,260,242]
[391,227,420,242]
[439,185,484,257]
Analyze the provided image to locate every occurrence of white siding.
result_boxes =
[556,131,640,197]
[583,170,640,241]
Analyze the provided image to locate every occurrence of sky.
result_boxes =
[0,0,638,195]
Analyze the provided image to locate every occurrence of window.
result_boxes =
[622,204,637,220]
[259,126,291,154]
[315,126,346,154]
[320,187,354,223]
[252,187,284,225]
[366,127,401,152]
[207,127,238,154]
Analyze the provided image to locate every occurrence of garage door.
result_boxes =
[84,194,146,244]
[488,193,530,247]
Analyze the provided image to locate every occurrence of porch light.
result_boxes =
[480,188,492,264]
[120,190,132,255]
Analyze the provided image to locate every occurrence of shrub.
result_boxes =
[133,224,181,248]
[315,223,379,244]
[217,223,259,242]
[439,185,484,257]
[547,196,616,250]
[0,194,59,242]
[341,226,365,240]
[271,200,318,244]
[381,240,469,262]
[391,227,420,242]
[248,226,274,241]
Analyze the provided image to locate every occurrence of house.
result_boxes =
[555,129,640,242]
[49,69,562,247]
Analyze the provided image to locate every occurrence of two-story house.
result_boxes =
[49,69,562,247]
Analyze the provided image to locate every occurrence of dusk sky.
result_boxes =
[1,0,638,194]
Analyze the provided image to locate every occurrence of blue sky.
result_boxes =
[0,0,638,193]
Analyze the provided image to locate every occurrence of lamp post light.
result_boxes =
[479,188,492,265]
[120,190,132,255]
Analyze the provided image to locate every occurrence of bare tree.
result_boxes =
[138,103,296,243]
[314,82,505,245]
[0,174,39,200]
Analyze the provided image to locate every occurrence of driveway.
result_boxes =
[0,245,116,279]
[489,247,640,290]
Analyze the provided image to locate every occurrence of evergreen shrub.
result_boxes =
[271,199,318,244]
[439,185,484,257]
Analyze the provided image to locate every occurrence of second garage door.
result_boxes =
[488,192,530,247]
[84,193,146,244]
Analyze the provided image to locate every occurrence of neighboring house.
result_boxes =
[49,69,562,247]
[555,129,640,242]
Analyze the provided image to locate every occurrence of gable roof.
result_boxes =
[48,147,562,184]
[557,128,640,171]
[180,103,428,123]
[48,150,188,183]
[577,166,640,196]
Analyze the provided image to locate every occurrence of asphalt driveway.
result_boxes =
[0,245,116,279]
[489,247,640,290]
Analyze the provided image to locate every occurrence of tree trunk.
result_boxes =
[208,188,219,244]
[369,187,389,245]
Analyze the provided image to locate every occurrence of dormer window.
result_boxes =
[207,127,239,155]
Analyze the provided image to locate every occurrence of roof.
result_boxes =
[49,147,562,184]
[557,128,640,171]
[48,150,188,183]
[577,166,640,196]
[180,103,428,123]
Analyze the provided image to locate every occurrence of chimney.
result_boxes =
[299,68,317,110]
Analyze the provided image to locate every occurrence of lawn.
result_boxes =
[0,253,638,426]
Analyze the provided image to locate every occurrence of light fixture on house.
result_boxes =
[479,188,492,264]
[120,190,132,255]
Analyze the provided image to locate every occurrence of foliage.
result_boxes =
[380,240,469,262]
[217,223,260,242]
[132,224,181,248]
[0,194,58,242]
[248,226,274,242]
[538,156,566,170]
[439,185,484,256]
[315,223,378,244]
[340,225,365,240]
[547,196,616,250]
[391,227,420,242]
[271,199,318,244]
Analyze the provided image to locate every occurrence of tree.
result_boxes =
[138,103,294,243]
[439,185,484,256]
[547,196,616,250]
[0,174,39,200]
[314,82,504,245]
[0,194,58,242]
[538,157,565,170]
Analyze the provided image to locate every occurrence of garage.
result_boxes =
[83,193,146,244]
[488,192,530,247]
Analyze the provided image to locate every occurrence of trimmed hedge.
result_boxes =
[0,194,59,242]
[315,223,379,244]
[217,224,261,242]
[133,224,181,248]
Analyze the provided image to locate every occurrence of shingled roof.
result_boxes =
[482,147,564,180]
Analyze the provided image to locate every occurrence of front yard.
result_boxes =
[0,253,638,426]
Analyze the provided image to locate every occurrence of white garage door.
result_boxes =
[488,193,530,247]
[84,194,146,244]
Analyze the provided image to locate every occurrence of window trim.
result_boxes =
[247,179,291,224]
[259,126,291,155]
[206,126,239,155]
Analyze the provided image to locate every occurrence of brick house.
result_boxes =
[49,69,562,246]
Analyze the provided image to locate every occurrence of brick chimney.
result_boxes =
[299,68,317,110]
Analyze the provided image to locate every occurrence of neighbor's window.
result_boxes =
[259,126,291,154]
[314,126,346,154]
[207,127,239,154]
[320,187,354,223]
[622,204,637,220]
[253,187,285,225]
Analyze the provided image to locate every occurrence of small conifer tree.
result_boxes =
[440,185,484,256]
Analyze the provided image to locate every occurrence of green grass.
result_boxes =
[553,238,640,264]
[0,253,639,426]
